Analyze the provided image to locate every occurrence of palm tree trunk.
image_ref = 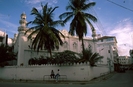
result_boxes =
[48,44,53,58]
[47,41,53,58]
[81,38,85,58]
[49,49,53,58]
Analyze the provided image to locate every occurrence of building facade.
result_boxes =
[0,30,14,46]
[118,56,132,65]
[97,36,118,62]
[129,50,133,63]
[0,30,7,45]
[12,13,118,70]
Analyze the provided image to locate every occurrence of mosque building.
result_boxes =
[11,13,118,69]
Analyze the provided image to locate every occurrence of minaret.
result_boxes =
[92,30,97,40]
[18,12,28,33]
[17,12,28,66]
[92,30,97,53]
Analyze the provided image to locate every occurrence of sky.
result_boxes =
[0,0,133,56]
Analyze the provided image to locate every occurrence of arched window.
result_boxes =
[63,41,68,48]
[88,44,92,50]
[73,42,77,50]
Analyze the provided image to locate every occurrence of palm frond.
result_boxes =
[82,2,96,11]
[31,8,43,21]
[84,13,97,22]
[59,12,73,20]
[49,6,59,15]
[85,19,95,31]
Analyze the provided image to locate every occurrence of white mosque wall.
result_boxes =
[0,63,110,81]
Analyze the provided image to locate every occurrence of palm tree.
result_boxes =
[78,49,103,66]
[25,3,65,58]
[59,0,97,57]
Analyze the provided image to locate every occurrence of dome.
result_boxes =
[21,12,26,19]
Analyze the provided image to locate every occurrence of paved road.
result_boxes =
[0,70,133,87]
[87,70,133,87]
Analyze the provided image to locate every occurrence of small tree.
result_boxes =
[79,49,103,66]
[53,50,80,65]
[0,44,16,67]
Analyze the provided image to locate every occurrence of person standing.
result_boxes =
[55,69,60,82]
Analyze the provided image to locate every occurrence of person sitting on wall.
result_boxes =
[50,70,55,79]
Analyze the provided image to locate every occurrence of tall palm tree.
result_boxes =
[25,3,65,58]
[59,0,97,57]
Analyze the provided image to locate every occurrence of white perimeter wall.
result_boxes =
[0,63,110,81]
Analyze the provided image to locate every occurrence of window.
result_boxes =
[88,44,92,50]
[0,37,3,42]
[73,42,77,49]
[106,38,114,41]
[108,50,110,53]
[63,41,68,48]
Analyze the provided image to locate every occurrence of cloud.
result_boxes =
[0,13,9,20]
[0,17,18,35]
[24,0,58,5]
[0,13,18,38]
[24,0,42,5]
[24,0,58,10]
[0,14,18,32]
[0,19,18,30]
[108,18,133,56]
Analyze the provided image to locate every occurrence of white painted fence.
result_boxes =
[0,63,111,81]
